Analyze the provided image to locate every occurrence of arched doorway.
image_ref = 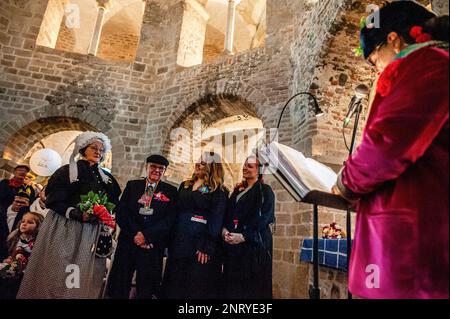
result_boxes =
[162,95,264,189]
[2,116,112,184]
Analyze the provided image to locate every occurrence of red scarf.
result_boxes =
[8,178,23,188]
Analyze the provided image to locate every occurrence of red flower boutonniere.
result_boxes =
[376,59,402,97]
[153,192,170,202]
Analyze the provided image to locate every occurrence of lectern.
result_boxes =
[302,191,353,299]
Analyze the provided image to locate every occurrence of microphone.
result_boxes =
[344,84,370,127]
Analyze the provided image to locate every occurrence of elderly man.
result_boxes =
[107,155,178,299]
[0,165,33,208]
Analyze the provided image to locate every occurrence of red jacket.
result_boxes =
[339,45,449,298]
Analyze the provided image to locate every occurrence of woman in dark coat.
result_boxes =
[17,132,121,299]
[163,152,228,299]
[222,156,275,299]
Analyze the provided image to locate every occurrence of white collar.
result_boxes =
[146,180,157,189]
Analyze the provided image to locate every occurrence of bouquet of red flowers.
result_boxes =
[79,191,116,229]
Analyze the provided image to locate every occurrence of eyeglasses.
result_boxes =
[367,43,385,67]
[149,164,166,172]
[88,146,105,154]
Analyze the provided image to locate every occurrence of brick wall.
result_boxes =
[97,33,140,62]
[55,17,76,53]
[0,0,416,299]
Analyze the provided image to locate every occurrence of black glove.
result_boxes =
[69,208,97,223]
[68,208,83,222]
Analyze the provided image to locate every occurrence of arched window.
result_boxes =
[177,0,266,67]
[36,0,146,62]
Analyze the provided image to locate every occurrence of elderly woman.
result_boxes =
[17,132,121,299]
[333,2,448,299]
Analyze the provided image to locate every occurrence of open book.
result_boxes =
[259,142,338,202]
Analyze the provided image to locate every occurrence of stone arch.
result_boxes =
[97,1,146,62]
[177,0,267,67]
[163,81,270,141]
[0,102,126,185]
[2,117,96,164]
[161,94,265,187]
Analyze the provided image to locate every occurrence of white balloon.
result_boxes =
[30,149,62,177]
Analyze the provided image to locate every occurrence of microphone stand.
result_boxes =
[274,92,323,300]
[344,100,363,300]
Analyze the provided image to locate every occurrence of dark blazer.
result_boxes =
[224,182,275,246]
[45,160,121,217]
[0,180,36,208]
[169,182,228,259]
[0,179,15,209]
[0,180,36,260]
[222,181,275,299]
[115,179,178,249]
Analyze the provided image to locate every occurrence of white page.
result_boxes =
[267,142,337,193]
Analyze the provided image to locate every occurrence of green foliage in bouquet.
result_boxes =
[79,191,116,214]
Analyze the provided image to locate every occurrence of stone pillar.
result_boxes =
[224,0,241,54]
[88,0,112,56]
[177,0,210,67]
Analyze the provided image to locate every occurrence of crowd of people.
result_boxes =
[0,1,448,300]
[0,131,275,299]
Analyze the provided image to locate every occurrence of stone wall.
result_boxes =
[55,18,76,53]
[177,0,209,67]
[0,0,427,299]
[97,33,140,62]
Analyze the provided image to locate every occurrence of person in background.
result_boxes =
[17,132,121,299]
[107,155,178,299]
[332,1,448,299]
[222,156,275,299]
[7,190,31,233]
[0,165,34,260]
[163,152,228,299]
[0,211,44,299]
[29,185,49,218]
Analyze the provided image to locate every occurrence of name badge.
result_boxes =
[191,216,207,225]
[139,207,154,216]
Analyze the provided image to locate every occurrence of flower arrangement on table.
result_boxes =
[0,247,28,279]
[322,222,346,239]
[79,191,116,230]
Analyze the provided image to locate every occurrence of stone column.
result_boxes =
[88,0,112,56]
[224,0,241,54]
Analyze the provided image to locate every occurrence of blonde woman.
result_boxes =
[163,152,228,299]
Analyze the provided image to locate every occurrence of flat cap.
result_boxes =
[146,154,169,167]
